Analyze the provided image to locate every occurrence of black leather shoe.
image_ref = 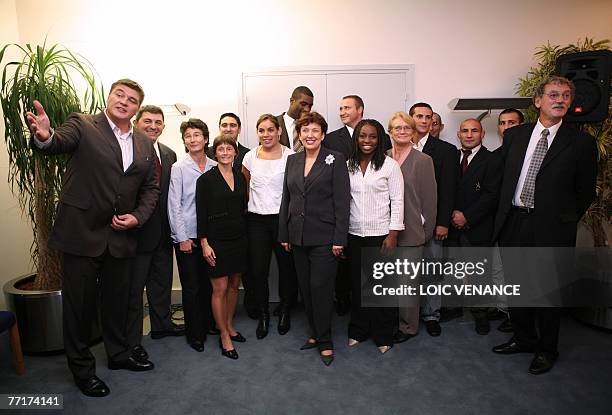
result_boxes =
[492,340,535,354]
[230,332,246,343]
[393,331,415,344]
[439,307,463,322]
[256,313,270,339]
[278,310,291,335]
[131,345,149,362]
[75,376,110,397]
[497,318,513,333]
[188,340,205,352]
[474,316,491,335]
[108,356,154,371]
[529,352,557,375]
[335,297,351,316]
[300,339,317,350]
[150,324,185,339]
[424,320,441,336]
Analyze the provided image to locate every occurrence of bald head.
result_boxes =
[457,118,484,150]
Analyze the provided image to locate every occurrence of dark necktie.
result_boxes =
[520,128,550,207]
[155,154,161,186]
[461,149,472,174]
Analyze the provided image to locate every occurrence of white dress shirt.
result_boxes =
[283,113,297,150]
[460,144,481,166]
[348,156,405,237]
[168,154,217,243]
[413,133,430,152]
[513,120,562,207]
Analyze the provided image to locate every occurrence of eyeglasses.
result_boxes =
[392,126,413,133]
[183,132,204,139]
[544,92,572,101]
[432,121,441,126]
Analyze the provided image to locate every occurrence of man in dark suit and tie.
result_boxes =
[492,76,597,375]
[126,105,181,364]
[27,79,159,397]
[322,95,363,316]
[409,102,460,336]
[276,86,314,151]
[448,118,502,334]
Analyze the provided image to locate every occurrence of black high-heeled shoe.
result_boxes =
[229,332,246,343]
[320,351,334,366]
[219,338,239,360]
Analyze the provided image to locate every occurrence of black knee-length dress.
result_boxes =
[196,166,248,278]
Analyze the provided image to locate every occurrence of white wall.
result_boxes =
[2,0,612,299]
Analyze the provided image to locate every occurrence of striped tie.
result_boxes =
[520,128,549,208]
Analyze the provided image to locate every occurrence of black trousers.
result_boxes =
[247,213,298,310]
[347,234,396,346]
[292,245,338,351]
[63,251,131,381]
[174,240,214,343]
[126,242,174,349]
[499,209,561,355]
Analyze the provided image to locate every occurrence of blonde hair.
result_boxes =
[388,111,416,133]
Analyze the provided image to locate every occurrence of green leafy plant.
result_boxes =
[0,42,105,290]
[516,38,611,247]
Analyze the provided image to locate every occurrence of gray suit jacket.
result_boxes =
[391,149,437,247]
[34,112,159,258]
[278,148,350,247]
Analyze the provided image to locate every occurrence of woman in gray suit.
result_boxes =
[278,111,350,366]
[387,112,437,344]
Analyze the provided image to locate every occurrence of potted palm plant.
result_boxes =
[1,42,105,352]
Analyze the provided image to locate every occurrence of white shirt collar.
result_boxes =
[414,133,430,151]
[104,110,133,139]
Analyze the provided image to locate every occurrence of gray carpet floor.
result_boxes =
[0,309,611,415]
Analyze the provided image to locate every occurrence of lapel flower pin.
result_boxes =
[325,154,335,165]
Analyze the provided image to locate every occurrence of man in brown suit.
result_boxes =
[27,79,159,397]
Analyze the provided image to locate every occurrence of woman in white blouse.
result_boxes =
[242,114,296,339]
[168,118,217,352]
[346,119,404,354]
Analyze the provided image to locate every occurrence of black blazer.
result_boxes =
[448,146,502,245]
[33,112,159,258]
[137,142,177,252]
[276,113,292,148]
[278,149,350,247]
[493,123,597,246]
[196,166,247,241]
[322,126,352,159]
[422,136,461,229]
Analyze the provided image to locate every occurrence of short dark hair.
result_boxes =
[291,86,314,99]
[180,118,209,153]
[348,119,387,173]
[498,108,524,124]
[343,95,364,110]
[136,105,164,121]
[295,111,328,136]
[219,112,241,128]
[110,79,145,104]
[409,102,433,116]
[212,134,238,155]
[256,113,280,129]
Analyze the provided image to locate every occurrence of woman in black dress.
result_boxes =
[196,135,248,360]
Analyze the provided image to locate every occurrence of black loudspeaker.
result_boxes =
[555,50,611,123]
